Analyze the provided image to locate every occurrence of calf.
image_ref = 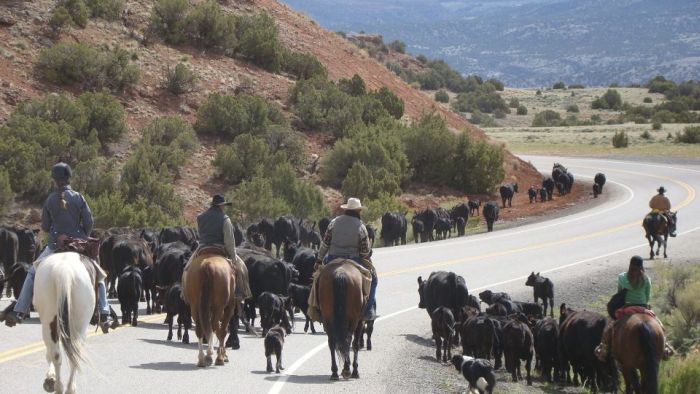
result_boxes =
[482,202,499,232]
[499,183,518,208]
[513,301,544,319]
[460,315,501,368]
[468,200,481,216]
[288,283,315,333]
[593,183,601,198]
[264,325,285,373]
[594,172,606,193]
[358,320,375,351]
[533,317,559,383]
[117,266,143,326]
[539,188,547,203]
[164,283,191,343]
[411,219,424,243]
[502,318,534,385]
[542,177,555,201]
[528,187,537,203]
[456,217,466,237]
[435,217,452,240]
[525,272,554,317]
[257,291,292,336]
[431,306,455,362]
[451,355,497,394]
[478,290,511,305]
[142,265,155,314]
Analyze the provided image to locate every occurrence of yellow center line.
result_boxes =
[0,313,166,364]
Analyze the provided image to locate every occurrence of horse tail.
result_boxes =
[332,271,349,359]
[639,321,659,394]
[199,262,213,338]
[55,264,89,371]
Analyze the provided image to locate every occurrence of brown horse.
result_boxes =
[599,314,663,394]
[183,255,236,367]
[318,260,365,380]
[642,212,676,259]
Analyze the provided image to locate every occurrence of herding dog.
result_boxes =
[450,355,496,394]
[265,325,286,373]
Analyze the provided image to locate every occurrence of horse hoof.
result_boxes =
[330,374,339,381]
[205,355,214,366]
[215,357,225,366]
[224,355,229,363]
[342,369,351,379]
[197,360,206,368]
[267,367,273,373]
[43,377,56,392]
[351,371,359,379]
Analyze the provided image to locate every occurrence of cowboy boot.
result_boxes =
[3,311,25,327]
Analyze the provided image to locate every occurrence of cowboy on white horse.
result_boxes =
[0,163,113,331]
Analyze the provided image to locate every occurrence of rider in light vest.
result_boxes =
[0,163,113,331]
[308,197,377,321]
[649,186,676,237]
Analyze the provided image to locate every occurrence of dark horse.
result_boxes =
[318,260,365,380]
[597,314,663,394]
[642,212,676,259]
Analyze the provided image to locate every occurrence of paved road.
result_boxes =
[1,156,699,394]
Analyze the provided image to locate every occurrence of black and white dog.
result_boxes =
[450,355,496,394]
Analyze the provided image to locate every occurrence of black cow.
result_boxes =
[297,219,316,248]
[164,283,191,343]
[109,237,153,297]
[0,227,18,298]
[257,291,292,336]
[478,290,512,305]
[431,306,455,362]
[558,304,618,391]
[513,301,543,319]
[414,209,438,242]
[552,163,567,180]
[594,173,606,193]
[539,188,547,203]
[318,217,331,238]
[142,265,156,314]
[542,177,555,201]
[499,183,518,208]
[233,222,245,246]
[287,243,316,286]
[365,224,376,248]
[155,241,190,288]
[483,202,499,232]
[288,283,315,333]
[502,318,534,385]
[272,216,300,258]
[468,200,481,216]
[533,317,559,383]
[159,226,198,250]
[138,229,159,261]
[557,172,574,195]
[455,217,466,237]
[555,182,565,196]
[593,183,601,198]
[309,231,321,250]
[450,203,470,231]
[246,224,265,248]
[117,265,142,326]
[418,271,470,320]
[459,314,502,368]
[258,218,275,251]
[525,272,554,317]
[528,187,537,203]
[435,217,452,240]
[411,218,425,243]
[380,211,407,246]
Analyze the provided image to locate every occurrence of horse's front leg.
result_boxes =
[663,234,668,258]
[647,235,655,260]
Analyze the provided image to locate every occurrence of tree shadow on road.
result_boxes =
[401,333,434,348]
[130,361,199,371]
[264,374,335,385]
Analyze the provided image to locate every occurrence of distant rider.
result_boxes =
[0,163,113,331]
[649,186,676,237]
[307,198,377,321]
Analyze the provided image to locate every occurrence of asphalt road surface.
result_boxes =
[1,156,698,394]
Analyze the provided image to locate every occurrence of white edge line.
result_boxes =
[269,225,700,394]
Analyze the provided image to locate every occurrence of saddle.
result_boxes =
[56,235,100,261]
[196,245,228,258]
[324,258,372,299]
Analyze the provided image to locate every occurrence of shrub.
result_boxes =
[486,79,505,91]
[195,92,276,138]
[640,130,652,140]
[0,170,12,216]
[290,77,363,136]
[494,109,507,119]
[62,0,88,28]
[72,158,117,198]
[84,0,123,20]
[612,131,629,148]
[675,126,700,144]
[647,75,677,94]
[213,134,269,184]
[509,97,520,108]
[592,89,623,110]
[451,90,509,114]
[434,90,449,103]
[450,132,504,193]
[339,74,367,97]
[281,49,326,80]
[417,69,444,90]
[416,54,428,64]
[470,110,496,126]
[644,97,653,103]
[552,81,566,89]
[235,12,283,72]
[591,114,602,123]
[370,87,404,119]
[659,353,700,394]
[403,114,454,183]
[516,105,528,115]
[566,104,579,113]
[225,177,291,222]
[163,63,197,94]
[78,91,127,144]
[37,43,139,92]
[141,116,198,164]
[341,162,401,200]
[363,193,407,223]
[388,40,406,53]
[263,126,305,167]
[652,122,662,130]
[532,110,562,127]
[88,193,178,229]
[50,6,73,35]
[149,0,189,45]
[536,89,542,96]
[185,0,236,51]
[569,84,585,89]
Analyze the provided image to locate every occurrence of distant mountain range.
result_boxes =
[283,0,700,87]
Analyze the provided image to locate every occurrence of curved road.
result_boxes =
[1,156,699,393]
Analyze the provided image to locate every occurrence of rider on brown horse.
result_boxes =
[308,198,377,321]
[595,256,674,361]
[182,195,251,300]
[0,163,113,331]
[649,186,676,237]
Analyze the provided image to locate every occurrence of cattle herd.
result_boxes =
[419,270,619,393]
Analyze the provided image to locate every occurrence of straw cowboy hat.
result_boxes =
[340,197,364,210]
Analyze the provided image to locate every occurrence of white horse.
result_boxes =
[34,252,95,394]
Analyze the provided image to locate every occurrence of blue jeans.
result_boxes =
[14,246,110,316]
[324,255,377,316]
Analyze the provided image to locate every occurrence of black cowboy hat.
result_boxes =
[211,194,232,206]
[51,162,72,181]
[657,186,666,194]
